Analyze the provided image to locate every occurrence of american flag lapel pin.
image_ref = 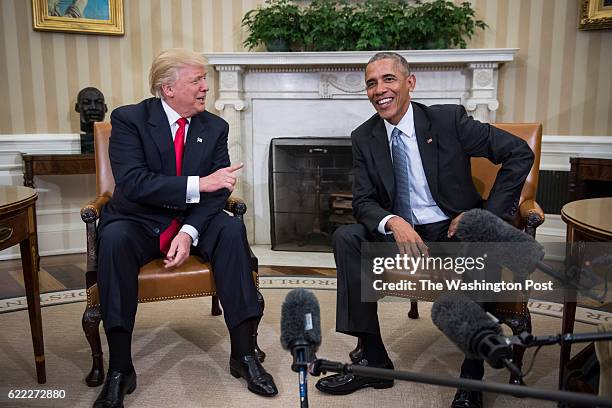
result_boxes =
[426,137,433,144]
[197,137,203,143]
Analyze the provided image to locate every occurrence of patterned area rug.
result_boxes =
[0,288,602,408]
[1,276,611,327]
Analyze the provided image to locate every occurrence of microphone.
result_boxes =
[280,289,322,408]
[455,208,603,298]
[431,292,522,378]
[280,288,322,366]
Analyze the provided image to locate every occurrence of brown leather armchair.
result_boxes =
[353,123,545,385]
[81,122,264,387]
[469,123,545,238]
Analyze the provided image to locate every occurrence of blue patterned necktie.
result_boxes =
[391,127,414,225]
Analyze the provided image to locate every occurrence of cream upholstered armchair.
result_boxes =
[80,122,264,387]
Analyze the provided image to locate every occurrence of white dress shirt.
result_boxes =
[377,103,448,234]
[161,99,201,246]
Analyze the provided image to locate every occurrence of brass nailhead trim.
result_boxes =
[382,292,529,317]
[86,291,218,308]
[86,273,258,307]
[138,292,217,303]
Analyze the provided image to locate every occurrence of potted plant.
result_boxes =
[410,0,488,49]
[350,0,416,51]
[350,0,486,50]
[242,0,487,52]
[300,0,356,51]
[242,0,302,51]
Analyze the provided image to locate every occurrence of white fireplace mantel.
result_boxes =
[206,49,518,66]
[206,49,518,244]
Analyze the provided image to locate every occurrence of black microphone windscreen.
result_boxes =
[280,289,321,351]
[431,292,501,359]
[455,208,545,279]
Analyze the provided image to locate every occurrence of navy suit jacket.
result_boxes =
[351,102,535,235]
[99,97,231,238]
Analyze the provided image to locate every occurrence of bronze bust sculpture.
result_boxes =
[75,87,107,153]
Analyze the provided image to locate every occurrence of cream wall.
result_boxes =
[0,0,261,135]
[0,0,610,135]
[471,0,612,136]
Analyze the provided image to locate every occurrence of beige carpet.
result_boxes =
[0,289,598,408]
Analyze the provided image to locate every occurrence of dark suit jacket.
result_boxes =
[352,102,534,235]
[99,97,231,238]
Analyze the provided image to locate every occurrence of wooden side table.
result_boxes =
[560,197,612,392]
[0,186,45,383]
[22,153,95,188]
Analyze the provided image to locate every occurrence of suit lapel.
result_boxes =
[182,114,209,176]
[147,99,176,175]
[370,118,395,199]
[413,103,439,198]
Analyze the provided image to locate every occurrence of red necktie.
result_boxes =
[159,117,188,254]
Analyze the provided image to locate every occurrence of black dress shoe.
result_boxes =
[93,369,137,408]
[451,388,483,408]
[229,355,278,397]
[315,358,394,395]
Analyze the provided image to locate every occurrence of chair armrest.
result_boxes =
[81,195,111,223]
[519,199,545,237]
[81,195,110,273]
[224,196,258,273]
[225,196,247,219]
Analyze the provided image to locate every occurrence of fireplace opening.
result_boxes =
[269,138,354,252]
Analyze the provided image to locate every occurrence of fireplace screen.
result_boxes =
[269,138,354,252]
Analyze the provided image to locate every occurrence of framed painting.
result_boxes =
[579,0,612,30]
[32,0,124,35]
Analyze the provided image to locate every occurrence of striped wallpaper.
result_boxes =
[0,0,610,136]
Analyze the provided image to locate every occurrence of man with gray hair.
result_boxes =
[94,48,277,407]
[315,52,534,408]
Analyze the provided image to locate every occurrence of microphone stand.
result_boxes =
[297,349,308,408]
[473,330,612,386]
[517,253,610,302]
[290,342,315,408]
[534,260,607,302]
[309,359,612,407]
[512,330,612,348]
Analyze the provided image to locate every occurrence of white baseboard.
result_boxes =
[0,221,86,260]
[540,135,612,171]
[536,214,566,240]
[0,134,90,260]
[0,247,86,261]
[0,133,81,154]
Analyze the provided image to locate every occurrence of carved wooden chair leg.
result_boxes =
[510,345,528,386]
[82,305,104,387]
[211,295,222,316]
[349,338,364,363]
[510,309,532,386]
[408,300,419,319]
[253,290,266,363]
[499,307,532,386]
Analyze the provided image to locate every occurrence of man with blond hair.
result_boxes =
[94,48,277,407]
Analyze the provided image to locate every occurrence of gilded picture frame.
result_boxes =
[579,0,612,30]
[32,0,124,36]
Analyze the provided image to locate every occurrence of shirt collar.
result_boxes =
[384,102,415,142]
[160,98,191,127]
